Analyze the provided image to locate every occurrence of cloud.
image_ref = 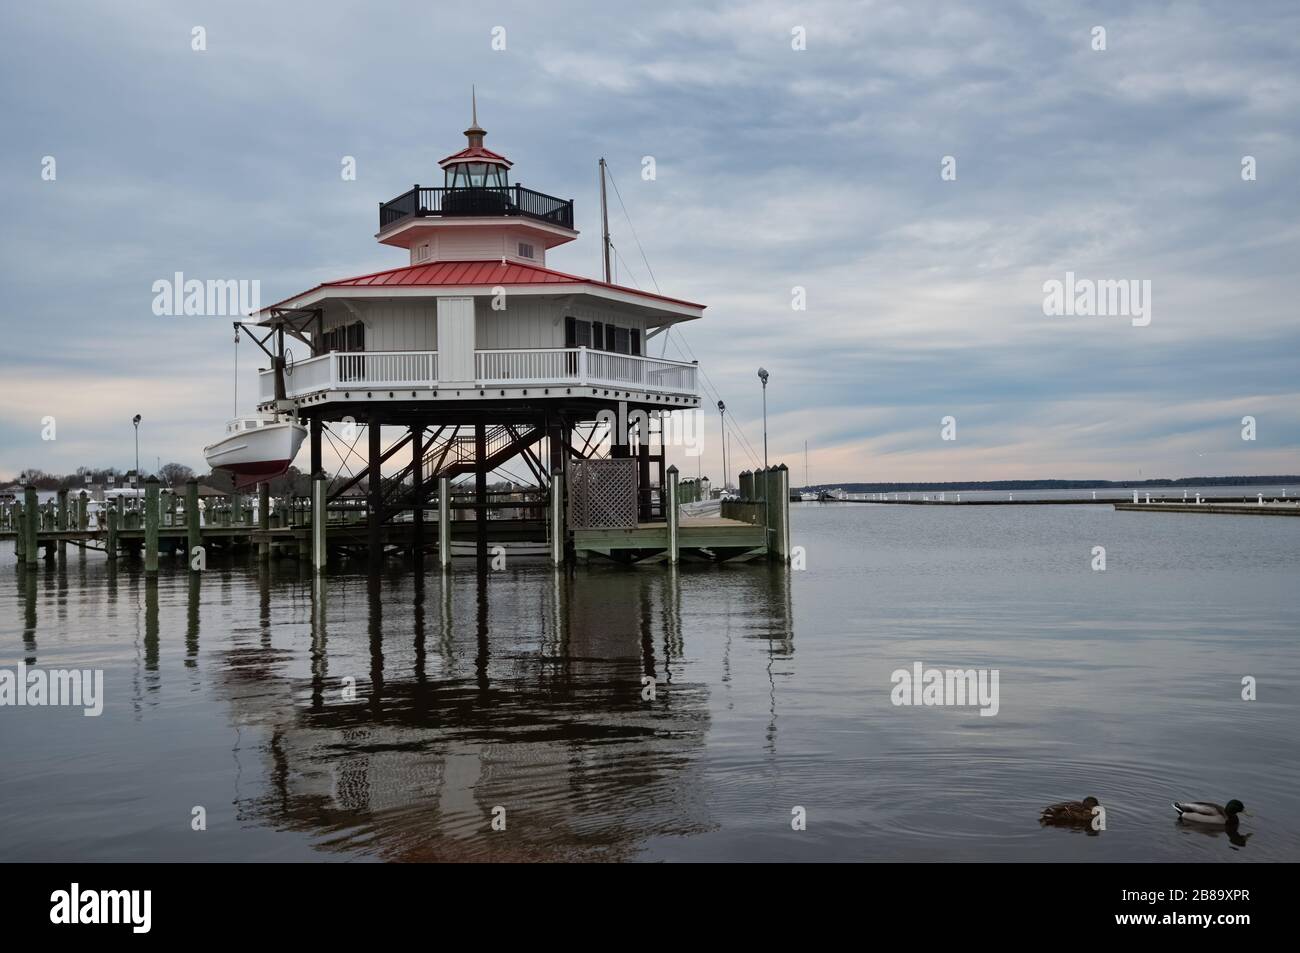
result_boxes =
[1,0,1298,483]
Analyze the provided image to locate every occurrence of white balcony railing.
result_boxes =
[260,347,697,401]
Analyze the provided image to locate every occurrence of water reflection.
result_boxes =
[197,562,768,861]
[8,500,1294,862]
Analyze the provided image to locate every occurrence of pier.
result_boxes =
[1,466,792,570]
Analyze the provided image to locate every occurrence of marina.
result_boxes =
[3,0,1298,889]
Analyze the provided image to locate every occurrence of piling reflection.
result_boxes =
[205,561,785,861]
[186,573,201,668]
[2,547,797,862]
[21,566,37,664]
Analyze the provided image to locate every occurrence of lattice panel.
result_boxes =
[569,459,638,529]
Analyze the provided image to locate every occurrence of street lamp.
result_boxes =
[757,368,769,471]
[716,400,728,491]
[132,414,142,478]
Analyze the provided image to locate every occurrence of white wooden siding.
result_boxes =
[320,301,436,351]
[474,297,565,349]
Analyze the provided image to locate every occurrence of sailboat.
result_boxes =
[799,440,818,500]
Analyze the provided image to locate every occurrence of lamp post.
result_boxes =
[757,368,769,471]
[717,400,728,492]
[132,414,142,478]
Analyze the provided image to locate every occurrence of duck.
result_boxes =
[1172,800,1248,825]
[1039,796,1101,825]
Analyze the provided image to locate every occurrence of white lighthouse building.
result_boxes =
[247,108,706,561]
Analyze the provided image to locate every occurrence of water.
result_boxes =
[2,504,1297,862]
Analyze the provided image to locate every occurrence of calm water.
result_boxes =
[2,504,1297,862]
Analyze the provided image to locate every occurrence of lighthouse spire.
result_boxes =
[465,85,486,148]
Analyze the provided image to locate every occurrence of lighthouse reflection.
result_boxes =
[214,563,794,861]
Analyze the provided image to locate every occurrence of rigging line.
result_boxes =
[607,159,761,471]
[665,335,763,469]
[605,166,660,293]
[610,243,644,290]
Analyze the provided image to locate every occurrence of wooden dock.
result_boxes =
[573,515,767,563]
[4,465,796,570]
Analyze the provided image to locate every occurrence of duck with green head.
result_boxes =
[1173,800,1249,825]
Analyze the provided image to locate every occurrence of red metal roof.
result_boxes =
[265,260,705,312]
[438,145,512,168]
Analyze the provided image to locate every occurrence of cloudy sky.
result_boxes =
[2,0,1297,485]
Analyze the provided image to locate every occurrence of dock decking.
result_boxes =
[573,515,767,563]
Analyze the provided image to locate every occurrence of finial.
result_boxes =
[464,85,486,147]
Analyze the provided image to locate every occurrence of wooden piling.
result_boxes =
[772,464,791,563]
[106,500,119,560]
[78,491,88,531]
[666,466,680,564]
[57,488,69,557]
[411,425,424,555]
[311,471,327,574]
[24,485,38,566]
[186,479,201,570]
[258,482,270,561]
[144,476,160,573]
[550,467,565,566]
[438,475,451,571]
[368,420,382,569]
[474,422,488,567]
[14,503,25,562]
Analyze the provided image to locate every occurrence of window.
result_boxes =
[346,322,365,352]
[320,320,365,354]
[565,316,640,354]
[518,242,534,259]
[564,316,592,348]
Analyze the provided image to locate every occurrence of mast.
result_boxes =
[804,441,808,489]
[599,157,611,282]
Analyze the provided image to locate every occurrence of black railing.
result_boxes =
[379,185,574,230]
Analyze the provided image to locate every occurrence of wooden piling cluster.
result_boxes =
[721,465,792,563]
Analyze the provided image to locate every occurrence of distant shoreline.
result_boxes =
[805,476,1300,493]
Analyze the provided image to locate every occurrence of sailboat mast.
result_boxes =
[599,157,611,283]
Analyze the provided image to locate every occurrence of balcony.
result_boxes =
[260,348,698,404]
[379,185,575,231]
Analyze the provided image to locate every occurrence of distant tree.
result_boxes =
[158,462,195,486]
[200,469,237,492]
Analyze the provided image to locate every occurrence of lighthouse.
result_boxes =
[248,105,705,563]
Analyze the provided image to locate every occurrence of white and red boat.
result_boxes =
[203,414,307,488]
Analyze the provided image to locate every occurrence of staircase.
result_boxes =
[377,424,546,519]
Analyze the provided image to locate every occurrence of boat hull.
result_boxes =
[204,421,307,488]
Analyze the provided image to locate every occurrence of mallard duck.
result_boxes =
[1172,800,1248,825]
[1040,796,1101,825]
